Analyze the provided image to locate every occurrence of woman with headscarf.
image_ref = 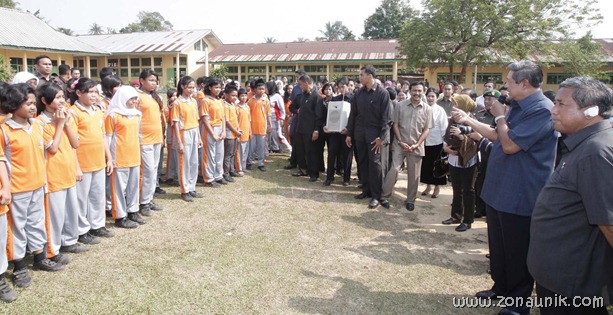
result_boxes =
[11,72,38,89]
[441,94,479,232]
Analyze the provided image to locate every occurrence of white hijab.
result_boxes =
[107,86,141,117]
[12,71,38,85]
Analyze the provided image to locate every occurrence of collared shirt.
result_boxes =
[474,109,495,125]
[436,97,453,117]
[392,100,433,156]
[347,83,390,143]
[69,101,106,172]
[0,118,46,193]
[35,71,51,87]
[425,103,448,146]
[527,121,613,303]
[37,112,78,192]
[481,90,557,216]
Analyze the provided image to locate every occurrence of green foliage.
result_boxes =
[398,0,602,83]
[57,27,73,36]
[120,11,173,33]
[210,65,228,81]
[264,37,277,43]
[0,56,15,82]
[362,0,413,39]
[556,32,608,80]
[0,0,17,9]
[316,21,356,41]
[88,23,104,35]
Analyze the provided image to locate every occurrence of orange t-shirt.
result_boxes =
[105,113,141,168]
[223,101,239,139]
[98,98,109,114]
[37,113,78,192]
[248,97,270,136]
[0,118,46,194]
[200,97,225,127]
[69,102,106,172]
[138,91,164,145]
[0,145,7,215]
[172,96,199,130]
[236,104,251,142]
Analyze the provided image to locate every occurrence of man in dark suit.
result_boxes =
[290,75,325,181]
[346,66,390,208]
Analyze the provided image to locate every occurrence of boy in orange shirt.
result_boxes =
[236,88,251,175]
[222,83,241,181]
[247,79,272,171]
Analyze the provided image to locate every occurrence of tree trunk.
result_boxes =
[448,62,455,82]
[459,64,468,85]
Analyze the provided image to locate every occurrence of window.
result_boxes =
[130,58,140,67]
[194,40,202,51]
[247,66,265,74]
[154,68,163,76]
[119,58,128,67]
[120,68,129,78]
[437,73,461,83]
[374,64,393,73]
[304,65,325,73]
[141,58,151,67]
[227,66,238,73]
[172,57,187,66]
[275,66,294,73]
[131,68,141,77]
[475,72,503,84]
[333,65,359,73]
[154,57,163,67]
[108,58,118,67]
[546,73,572,85]
[9,57,23,72]
[241,66,246,73]
[90,59,98,68]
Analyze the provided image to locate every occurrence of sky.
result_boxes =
[15,0,613,44]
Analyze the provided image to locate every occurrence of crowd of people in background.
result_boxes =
[0,55,611,315]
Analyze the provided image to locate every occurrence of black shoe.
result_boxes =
[368,198,379,209]
[229,171,242,177]
[474,212,483,218]
[442,217,461,225]
[12,268,31,288]
[223,175,235,183]
[139,204,153,217]
[60,243,89,254]
[0,278,17,303]
[50,253,71,265]
[89,227,115,238]
[181,193,194,202]
[309,177,318,182]
[292,171,308,177]
[380,199,390,209]
[246,164,253,170]
[189,191,204,198]
[205,181,221,188]
[154,187,166,195]
[357,184,363,189]
[284,164,296,170]
[323,179,333,186]
[149,202,163,211]
[78,233,100,245]
[114,218,139,229]
[475,289,499,299]
[455,223,471,232]
[258,165,267,172]
[405,203,415,211]
[128,212,146,225]
[162,178,176,186]
[354,193,371,200]
[216,178,229,185]
[197,176,205,183]
[105,210,112,218]
[342,181,350,186]
[33,258,64,272]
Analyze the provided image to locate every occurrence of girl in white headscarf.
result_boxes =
[105,86,144,229]
[11,72,38,89]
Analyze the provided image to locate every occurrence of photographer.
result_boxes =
[442,95,479,232]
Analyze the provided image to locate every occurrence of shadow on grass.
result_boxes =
[288,270,491,315]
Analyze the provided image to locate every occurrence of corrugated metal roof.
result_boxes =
[0,8,106,54]
[77,30,223,54]
[204,39,402,64]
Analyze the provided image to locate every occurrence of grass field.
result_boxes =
[3,153,504,314]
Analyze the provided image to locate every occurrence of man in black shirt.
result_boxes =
[346,66,390,208]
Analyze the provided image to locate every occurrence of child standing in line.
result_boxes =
[36,84,86,265]
[1,84,64,291]
[222,83,241,181]
[247,79,271,171]
[200,78,226,187]
[105,86,143,228]
[173,76,203,202]
[235,88,251,175]
[69,78,115,244]
[164,88,178,184]
[137,69,165,216]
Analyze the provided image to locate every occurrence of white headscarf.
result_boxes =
[107,86,141,117]
[12,71,38,85]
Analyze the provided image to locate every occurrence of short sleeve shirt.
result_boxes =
[237,104,251,142]
[172,96,199,131]
[138,91,163,145]
[248,97,270,136]
[37,113,78,192]
[0,118,46,193]
[69,102,106,173]
[392,100,433,156]
[105,113,141,168]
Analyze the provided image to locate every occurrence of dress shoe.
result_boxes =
[292,171,308,177]
[475,289,499,299]
[354,193,371,200]
[309,177,318,182]
[431,194,438,198]
[368,198,379,209]
[455,223,471,232]
[357,184,363,189]
[380,199,390,209]
[342,181,350,186]
[323,179,333,186]
[405,203,415,211]
[442,217,461,225]
[284,164,297,170]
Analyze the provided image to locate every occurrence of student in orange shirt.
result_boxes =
[0,82,12,124]
[36,84,86,264]
[106,86,143,228]
[164,88,178,184]
[222,83,241,181]
[1,84,64,291]
[0,85,16,302]
[69,78,114,244]
[99,75,122,113]
[200,77,226,187]
[137,69,165,215]
[247,79,272,171]
[235,88,251,175]
[173,76,203,202]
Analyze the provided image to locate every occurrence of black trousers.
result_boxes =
[326,133,352,182]
[536,283,609,315]
[355,139,383,199]
[315,133,326,173]
[486,205,533,314]
[299,133,319,178]
[449,164,477,224]
[474,167,486,216]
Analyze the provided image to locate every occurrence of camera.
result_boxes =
[457,125,473,135]
[498,95,512,105]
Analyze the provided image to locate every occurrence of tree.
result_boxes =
[120,11,173,33]
[107,27,117,34]
[295,37,309,43]
[362,0,413,39]
[0,0,17,9]
[264,37,277,43]
[398,0,602,83]
[316,21,355,41]
[557,32,608,80]
[209,65,228,81]
[0,56,15,83]
[89,23,104,35]
[57,27,74,36]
